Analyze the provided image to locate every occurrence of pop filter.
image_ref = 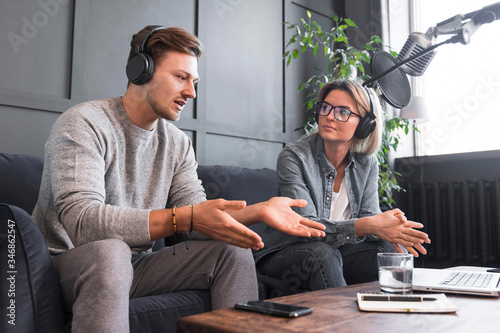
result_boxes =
[367,51,412,109]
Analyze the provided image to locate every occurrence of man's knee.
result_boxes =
[86,239,133,286]
[90,238,132,259]
[54,239,134,309]
[62,239,133,288]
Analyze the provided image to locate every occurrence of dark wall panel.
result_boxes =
[0,0,74,98]
[199,0,283,132]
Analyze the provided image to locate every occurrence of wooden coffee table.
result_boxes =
[176,281,500,332]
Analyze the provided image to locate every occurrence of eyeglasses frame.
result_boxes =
[315,101,362,122]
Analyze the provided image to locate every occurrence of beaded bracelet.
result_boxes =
[172,206,177,233]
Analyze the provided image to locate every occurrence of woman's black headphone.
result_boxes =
[126,25,166,85]
[353,89,377,139]
[315,87,376,140]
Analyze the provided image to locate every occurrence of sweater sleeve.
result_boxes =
[166,137,206,208]
[45,110,151,249]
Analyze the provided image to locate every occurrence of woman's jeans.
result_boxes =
[256,239,396,291]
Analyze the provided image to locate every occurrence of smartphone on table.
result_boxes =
[234,300,313,318]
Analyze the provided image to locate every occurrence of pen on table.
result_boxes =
[361,295,437,302]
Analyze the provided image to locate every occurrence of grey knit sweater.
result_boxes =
[32,97,206,255]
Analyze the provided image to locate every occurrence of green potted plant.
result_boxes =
[283,11,411,207]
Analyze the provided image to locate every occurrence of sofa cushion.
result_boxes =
[0,153,44,215]
[129,290,211,333]
[0,204,65,333]
[196,165,278,234]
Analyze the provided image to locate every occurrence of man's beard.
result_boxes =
[146,91,180,121]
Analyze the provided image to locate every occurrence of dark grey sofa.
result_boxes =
[0,152,297,333]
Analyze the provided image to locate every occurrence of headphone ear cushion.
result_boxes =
[354,87,377,139]
[354,116,376,139]
[126,52,155,85]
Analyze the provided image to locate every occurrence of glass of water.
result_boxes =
[377,253,413,293]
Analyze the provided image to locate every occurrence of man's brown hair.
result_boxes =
[128,26,203,64]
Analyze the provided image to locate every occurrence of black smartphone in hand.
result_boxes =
[234,300,313,318]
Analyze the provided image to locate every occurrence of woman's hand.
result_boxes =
[357,209,431,257]
[256,197,326,238]
[391,210,430,256]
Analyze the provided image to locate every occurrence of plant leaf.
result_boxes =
[335,36,347,43]
[344,18,356,27]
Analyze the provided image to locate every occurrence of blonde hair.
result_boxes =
[317,79,383,155]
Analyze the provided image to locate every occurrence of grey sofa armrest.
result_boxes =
[0,204,65,333]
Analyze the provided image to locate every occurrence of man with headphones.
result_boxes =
[31,25,326,332]
[255,80,430,291]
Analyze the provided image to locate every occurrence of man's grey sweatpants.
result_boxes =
[52,238,258,332]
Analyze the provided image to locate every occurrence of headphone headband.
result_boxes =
[130,25,166,58]
[364,88,376,120]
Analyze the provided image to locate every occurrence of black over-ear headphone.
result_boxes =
[126,25,166,85]
[315,87,377,140]
[353,88,377,139]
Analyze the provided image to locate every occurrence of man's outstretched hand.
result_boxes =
[192,199,264,250]
[257,197,326,238]
[196,197,326,250]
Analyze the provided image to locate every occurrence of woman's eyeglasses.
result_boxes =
[316,101,361,122]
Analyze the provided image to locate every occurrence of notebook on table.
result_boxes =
[413,267,500,296]
[357,293,458,313]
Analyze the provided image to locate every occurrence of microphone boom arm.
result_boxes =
[427,3,500,44]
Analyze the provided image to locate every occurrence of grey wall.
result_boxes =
[0,0,380,169]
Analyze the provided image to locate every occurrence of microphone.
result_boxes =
[363,2,500,109]
[396,32,436,77]
[396,2,500,77]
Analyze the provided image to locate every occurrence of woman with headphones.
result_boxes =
[255,80,431,290]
